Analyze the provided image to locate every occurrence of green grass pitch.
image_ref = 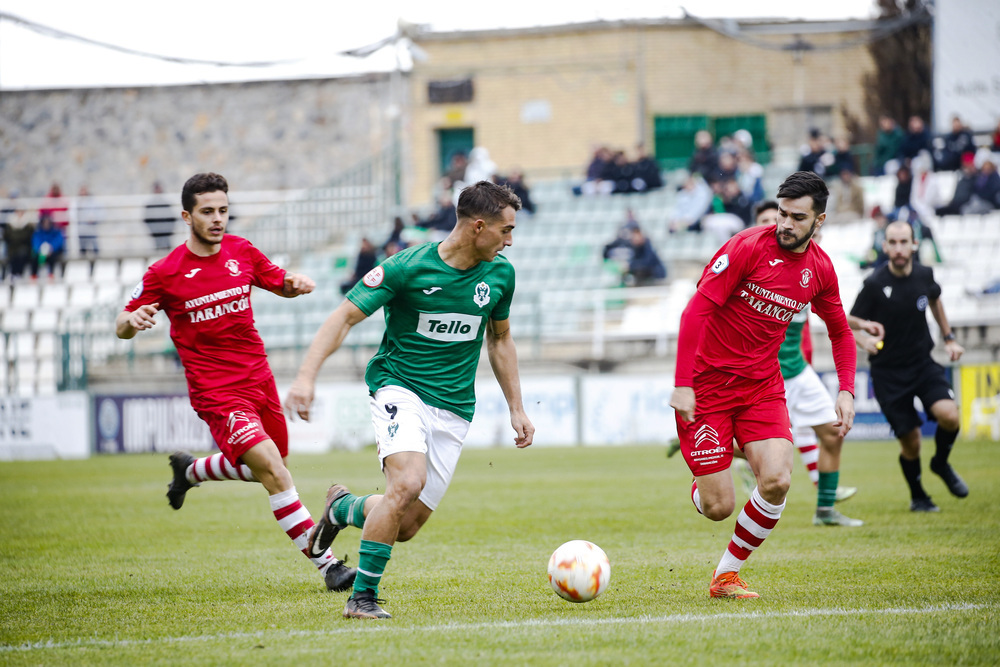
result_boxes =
[2,439,998,665]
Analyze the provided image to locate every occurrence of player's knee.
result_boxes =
[385,474,424,507]
[758,469,791,499]
[702,499,735,521]
[938,411,960,432]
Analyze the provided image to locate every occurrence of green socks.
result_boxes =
[354,539,393,596]
[332,493,373,529]
[817,471,838,509]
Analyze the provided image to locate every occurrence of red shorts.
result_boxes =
[675,369,792,477]
[194,377,289,466]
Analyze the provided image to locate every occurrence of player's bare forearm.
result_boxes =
[847,314,884,337]
[294,300,364,384]
[115,303,159,339]
[486,320,534,447]
[285,301,366,421]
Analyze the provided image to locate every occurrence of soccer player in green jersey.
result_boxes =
[753,200,863,526]
[284,180,535,619]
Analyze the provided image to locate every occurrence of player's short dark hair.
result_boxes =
[776,171,829,215]
[456,180,521,222]
[753,200,778,221]
[182,173,229,212]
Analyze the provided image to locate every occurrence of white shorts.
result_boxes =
[369,385,471,511]
[784,366,837,429]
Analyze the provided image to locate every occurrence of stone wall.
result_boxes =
[0,73,399,199]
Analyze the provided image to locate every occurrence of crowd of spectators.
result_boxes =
[575,144,663,196]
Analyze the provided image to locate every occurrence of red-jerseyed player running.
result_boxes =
[669,171,857,599]
[115,173,356,593]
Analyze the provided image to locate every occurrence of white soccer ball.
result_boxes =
[547,540,610,603]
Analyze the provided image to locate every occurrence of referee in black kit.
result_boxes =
[847,220,967,512]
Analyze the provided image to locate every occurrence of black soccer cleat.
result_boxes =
[929,458,969,498]
[324,559,357,592]
[307,483,352,558]
[166,451,197,510]
[343,590,391,619]
[910,497,940,512]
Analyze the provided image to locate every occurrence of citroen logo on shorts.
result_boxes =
[694,424,721,449]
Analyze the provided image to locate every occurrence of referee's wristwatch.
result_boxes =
[943,332,956,342]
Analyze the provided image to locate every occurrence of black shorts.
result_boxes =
[870,359,955,436]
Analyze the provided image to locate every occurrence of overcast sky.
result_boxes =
[0,0,877,90]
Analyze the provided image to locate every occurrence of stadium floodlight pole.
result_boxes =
[340,20,429,214]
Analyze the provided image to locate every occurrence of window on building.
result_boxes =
[428,79,474,104]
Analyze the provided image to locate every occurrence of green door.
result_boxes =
[653,115,709,170]
[437,128,475,177]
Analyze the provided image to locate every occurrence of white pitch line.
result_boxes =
[1,603,990,653]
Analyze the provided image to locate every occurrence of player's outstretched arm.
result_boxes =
[486,318,534,448]
[115,303,159,340]
[279,272,315,298]
[284,299,367,421]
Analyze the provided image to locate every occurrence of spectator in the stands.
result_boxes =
[2,199,34,281]
[31,212,66,280]
[798,128,831,177]
[712,151,739,185]
[668,174,713,234]
[603,212,666,287]
[892,164,914,219]
[383,216,408,255]
[340,237,378,295]
[900,115,932,164]
[827,165,866,224]
[720,178,753,227]
[443,152,469,190]
[736,145,765,204]
[971,159,1000,212]
[934,153,979,216]
[77,185,102,257]
[38,183,69,232]
[688,130,719,182]
[576,146,615,196]
[873,114,904,176]
[909,152,943,224]
[417,191,458,241]
[631,143,663,192]
[826,137,857,179]
[991,119,1000,153]
[463,147,497,186]
[860,206,890,270]
[934,115,976,172]
[495,169,536,214]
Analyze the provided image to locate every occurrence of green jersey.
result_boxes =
[777,304,809,380]
[346,242,516,421]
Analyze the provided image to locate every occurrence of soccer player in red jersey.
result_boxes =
[115,173,356,593]
[669,171,857,599]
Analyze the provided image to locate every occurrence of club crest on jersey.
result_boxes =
[363,266,384,288]
[131,281,143,300]
[711,254,729,274]
[473,281,491,307]
[225,259,241,276]
[883,286,893,299]
[917,295,928,311]
[799,268,813,288]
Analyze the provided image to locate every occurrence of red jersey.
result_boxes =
[124,235,285,406]
[685,225,854,393]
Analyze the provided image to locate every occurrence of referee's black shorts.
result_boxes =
[870,359,955,436]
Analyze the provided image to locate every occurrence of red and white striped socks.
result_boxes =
[269,487,336,574]
[716,487,785,575]
[794,428,820,485]
[185,452,256,484]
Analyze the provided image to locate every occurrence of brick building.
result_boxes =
[406,17,876,205]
